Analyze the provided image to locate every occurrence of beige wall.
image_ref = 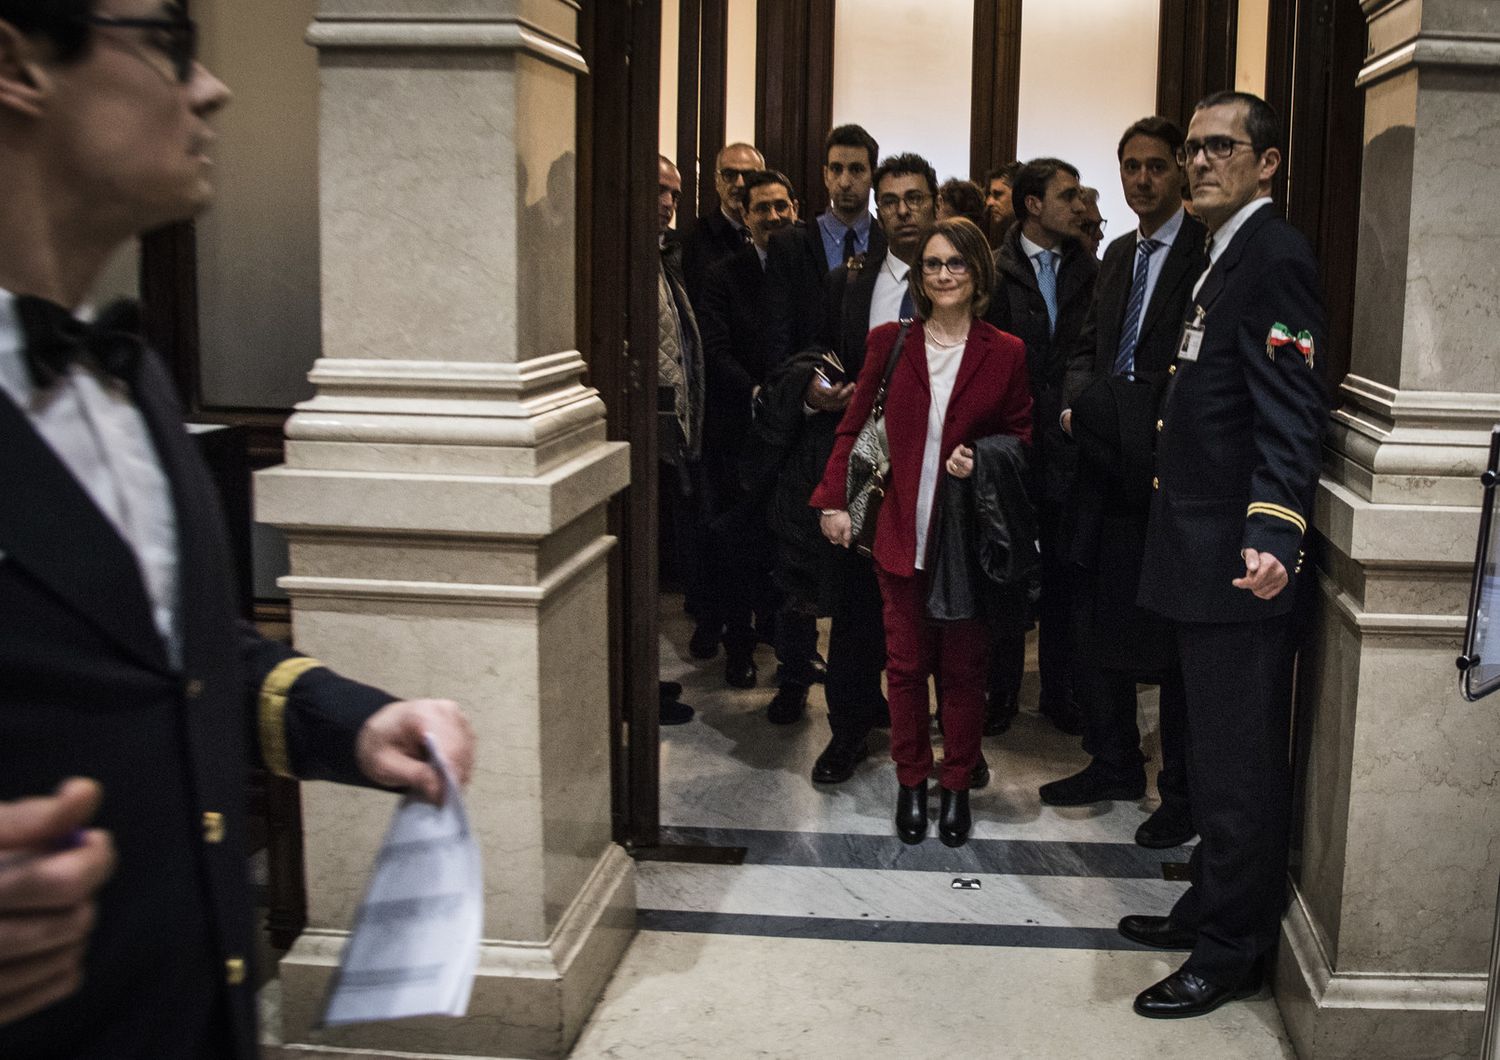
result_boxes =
[1236,0,1270,98]
[832,0,975,193]
[661,0,681,177]
[725,0,758,147]
[195,0,320,410]
[1015,0,1159,247]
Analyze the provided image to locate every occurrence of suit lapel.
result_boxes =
[1197,206,1273,316]
[950,322,994,400]
[1097,236,1134,367]
[0,386,169,671]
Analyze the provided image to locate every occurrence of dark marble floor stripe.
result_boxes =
[656,825,1188,880]
[638,909,1168,951]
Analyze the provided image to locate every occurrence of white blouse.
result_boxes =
[913,328,967,570]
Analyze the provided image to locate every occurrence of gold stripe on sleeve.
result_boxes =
[1246,502,1307,535]
[258,657,324,778]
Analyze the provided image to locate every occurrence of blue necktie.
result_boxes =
[1113,237,1160,375]
[898,287,914,320]
[1034,251,1058,336]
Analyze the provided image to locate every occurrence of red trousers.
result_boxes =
[876,567,991,790]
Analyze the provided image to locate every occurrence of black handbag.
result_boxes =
[845,320,912,558]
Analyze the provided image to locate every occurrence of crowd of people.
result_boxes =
[657,90,1328,1019]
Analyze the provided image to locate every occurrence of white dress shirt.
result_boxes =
[1121,206,1187,353]
[1018,232,1059,283]
[869,252,911,332]
[0,290,182,665]
[1193,196,1273,300]
[913,329,967,570]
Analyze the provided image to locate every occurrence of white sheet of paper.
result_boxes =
[322,735,482,1026]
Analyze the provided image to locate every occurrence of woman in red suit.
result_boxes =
[811,217,1032,847]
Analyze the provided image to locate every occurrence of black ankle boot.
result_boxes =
[939,787,971,847]
[896,781,928,844]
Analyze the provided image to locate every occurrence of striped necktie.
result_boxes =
[1113,237,1160,376]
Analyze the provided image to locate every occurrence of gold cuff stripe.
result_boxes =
[1246,502,1307,534]
[258,657,324,779]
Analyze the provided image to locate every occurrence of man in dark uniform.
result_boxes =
[0,3,476,1055]
[984,157,1098,736]
[1119,91,1327,1019]
[1045,117,1206,851]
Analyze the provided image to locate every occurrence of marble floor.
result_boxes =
[562,596,1298,1058]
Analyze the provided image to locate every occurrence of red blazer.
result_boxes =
[811,319,1033,577]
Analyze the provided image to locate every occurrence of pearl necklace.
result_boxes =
[926,321,970,347]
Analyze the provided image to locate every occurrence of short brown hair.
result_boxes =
[909,217,994,319]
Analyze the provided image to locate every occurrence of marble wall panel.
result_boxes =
[1351,73,1417,392]
[1402,68,1500,394]
[1335,634,1500,972]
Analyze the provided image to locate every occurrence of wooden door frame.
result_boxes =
[580,0,666,849]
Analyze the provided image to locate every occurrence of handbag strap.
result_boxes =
[870,318,913,418]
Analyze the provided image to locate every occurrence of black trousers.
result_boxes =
[1167,615,1295,987]
[823,544,888,737]
[1078,663,1190,811]
[774,606,819,687]
[1036,494,1075,712]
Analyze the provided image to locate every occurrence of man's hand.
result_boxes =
[820,509,853,548]
[1233,548,1289,600]
[0,778,115,1027]
[355,699,476,805]
[946,444,975,479]
[805,375,855,413]
[1060,409,1073,436]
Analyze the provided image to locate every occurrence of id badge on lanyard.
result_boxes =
[1178,305,1206,363]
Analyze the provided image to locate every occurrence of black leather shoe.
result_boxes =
[1133,966,1262,1019]
[1117,914,1196,950]
[938,787,971,847]
[766,684,808,725]
[895,781,928,844]
[812,733,868,784]
[1135,803,1196,849]
[808,653,828,684]
[660,697,695,726]
[983,691,1017,736]
[969,758,991,790]
[1039,762,1147,807]
[689,621,721,660]
[724,654,757,689]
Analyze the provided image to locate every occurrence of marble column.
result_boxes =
[1277,2,1500,1057]
[254,3,635,1057]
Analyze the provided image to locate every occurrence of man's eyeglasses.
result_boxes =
[920,256,969,276]
[877,190,933,213]
[87,8,198,84]
[1175,136,1255,164]
[718,167,756,184]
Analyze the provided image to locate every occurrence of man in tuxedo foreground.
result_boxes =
[0,3,475,1056]
[1120,90,1327,1019]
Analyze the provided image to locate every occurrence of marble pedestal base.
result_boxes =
[266,844,634,1059]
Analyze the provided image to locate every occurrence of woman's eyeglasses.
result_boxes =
[920,256,969,276]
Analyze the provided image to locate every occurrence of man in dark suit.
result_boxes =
[680,141,763,312]
[1041,118,1206,852]
[762,124,885,366]
[696,171,797,693]
[1120,91,1327,1019]
[0,5,475,1055]
[804,153,938,783]
[984,158,1098,736]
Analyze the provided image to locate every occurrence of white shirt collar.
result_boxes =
[754,243,768,268]
[1139,206,1186,249]
[1018,232,1057,262]
[883,251,910,281]
[0,291,32,409]
[1206,196,1273,265]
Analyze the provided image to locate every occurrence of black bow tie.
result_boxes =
[14,295,144,390]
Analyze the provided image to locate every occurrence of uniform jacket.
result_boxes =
[1138,205,1328,624]
[763,218,886,365]
[984,228,1098,504]
[0,349,393,1059]
[681,207,748,310]
[810,319,1033,578]
[1065,214,1207,670]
